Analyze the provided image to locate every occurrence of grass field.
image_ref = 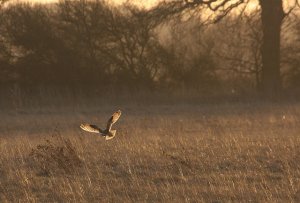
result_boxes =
[1,97,300,202]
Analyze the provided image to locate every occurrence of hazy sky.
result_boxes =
[12,0,267,12]
[17,0,298,12]
[17,0,56,2]
[16,0,160,8]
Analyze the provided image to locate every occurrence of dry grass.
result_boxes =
[1,99,300,202]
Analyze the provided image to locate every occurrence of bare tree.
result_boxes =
[106,5,166,87]
[151,0,300,98]
[58,0,168,88]
[0,0,14,84]
[281,12,300,90]
[159,17,218,90]
[212,10,262,91]
[58,0,112,73]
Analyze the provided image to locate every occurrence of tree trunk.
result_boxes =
[259,0,284,99]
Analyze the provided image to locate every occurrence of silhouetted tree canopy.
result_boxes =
[0,0,299,97]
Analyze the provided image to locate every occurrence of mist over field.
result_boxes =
[0,0,300,202]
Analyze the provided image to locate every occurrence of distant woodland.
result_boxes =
[0,0,299,98]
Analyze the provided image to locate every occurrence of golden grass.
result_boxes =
[1,101,300,202]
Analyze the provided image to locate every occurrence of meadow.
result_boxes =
[1,93,300,202]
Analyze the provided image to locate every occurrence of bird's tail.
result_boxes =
[105,130,116,140]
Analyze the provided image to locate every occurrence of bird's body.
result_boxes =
[80,110,121,140]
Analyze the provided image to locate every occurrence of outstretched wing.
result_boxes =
[106,110,121,131]
[80,124,102,133]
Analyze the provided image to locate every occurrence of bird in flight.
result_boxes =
[80,110,122,140]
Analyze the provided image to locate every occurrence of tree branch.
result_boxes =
[284,0,300,18]
[149,0,246,25]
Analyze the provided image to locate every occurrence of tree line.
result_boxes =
[0,0,299,97]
